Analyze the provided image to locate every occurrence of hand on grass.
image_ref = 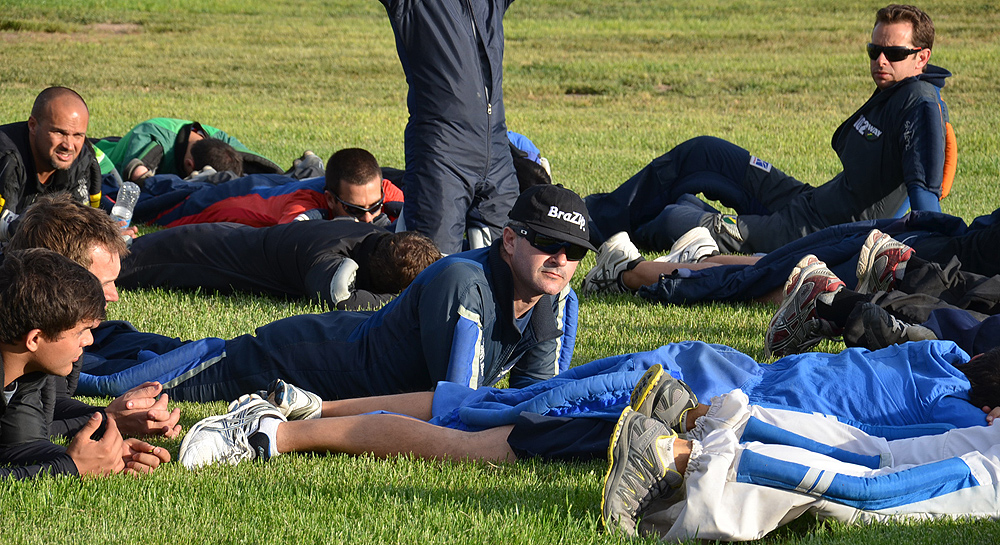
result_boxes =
[122,439,171,475]
[66,413,126,477]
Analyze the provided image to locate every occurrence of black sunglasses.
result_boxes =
[866,43,923,62]
[516,226,588,261]
[334,191,384,218]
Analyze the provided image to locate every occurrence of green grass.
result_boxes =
[2,0,1000,543]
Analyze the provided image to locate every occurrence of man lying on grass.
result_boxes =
[178,338,1000,468]
[0,249,168,478]
[79,185,588,403]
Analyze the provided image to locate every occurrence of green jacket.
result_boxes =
[95,118,274,177]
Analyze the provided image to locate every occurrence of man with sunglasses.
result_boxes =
[81,184,590,403]
[584,4,951,267]
[321,148,398,228]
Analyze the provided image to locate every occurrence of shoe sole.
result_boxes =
[630,365,664,417]
[601,408,640,534]
[766,256,824,358]
[856,230,889,294]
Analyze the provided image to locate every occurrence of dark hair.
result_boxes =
[367,232,441,294]
[959,348,1000,410]
[190,138,243,176]
[875,4,934,50]
[513,155,551,192]
[0,249,105,343]
[325,148,382,195]
[8,194,129,266]
[30,86,88,120]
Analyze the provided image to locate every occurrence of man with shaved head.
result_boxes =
[0,87,103,241]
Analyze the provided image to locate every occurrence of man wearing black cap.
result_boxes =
[84,184,593,404]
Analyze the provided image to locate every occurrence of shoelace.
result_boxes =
[216,404,274,463]
[619,425,675,515]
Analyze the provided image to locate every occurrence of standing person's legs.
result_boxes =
[468,150,519,248]
[402,154,474,255]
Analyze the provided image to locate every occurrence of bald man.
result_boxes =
[0,87,102,241]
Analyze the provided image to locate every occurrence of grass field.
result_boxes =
[2,0,1000,543]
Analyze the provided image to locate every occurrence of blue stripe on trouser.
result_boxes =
[751,402,956,440]
[736,449,979,510]
[77,337,227,396]
[741,417,883,469]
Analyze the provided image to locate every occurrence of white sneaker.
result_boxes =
[179,396,286,470]
[582,232,642,294]
[655,226,719,264]
[266,379,323,420]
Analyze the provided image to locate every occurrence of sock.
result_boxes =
[618,257,645,292]
[254,416,283,459]
[816,289,871,328]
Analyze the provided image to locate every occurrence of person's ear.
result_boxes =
[502,226,517,255]
[916,48,931,70]
[325,190,340,214]
[23,328,44,353]
[183,156,195,176]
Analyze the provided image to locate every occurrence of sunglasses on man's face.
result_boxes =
[866,43,923,62]
[516,226,588,261]
[334,192,384,218]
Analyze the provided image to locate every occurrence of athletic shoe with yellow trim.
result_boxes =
[630,364,698,434]
[602,407,683,536]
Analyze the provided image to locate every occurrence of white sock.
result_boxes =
[256,417,283,458]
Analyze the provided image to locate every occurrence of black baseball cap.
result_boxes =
[508,185,596,251]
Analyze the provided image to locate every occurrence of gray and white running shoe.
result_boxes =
[655,226,719,264]
[180,395,286,470]
[582,231,643,295]
[266,379,323,420]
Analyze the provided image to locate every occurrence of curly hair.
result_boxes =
[367,232,442,294]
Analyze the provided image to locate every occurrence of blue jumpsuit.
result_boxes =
[380,0,519,254]
[77,242,578,402]
[585,66,951,253]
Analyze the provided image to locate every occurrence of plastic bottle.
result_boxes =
[110,181,141,230]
